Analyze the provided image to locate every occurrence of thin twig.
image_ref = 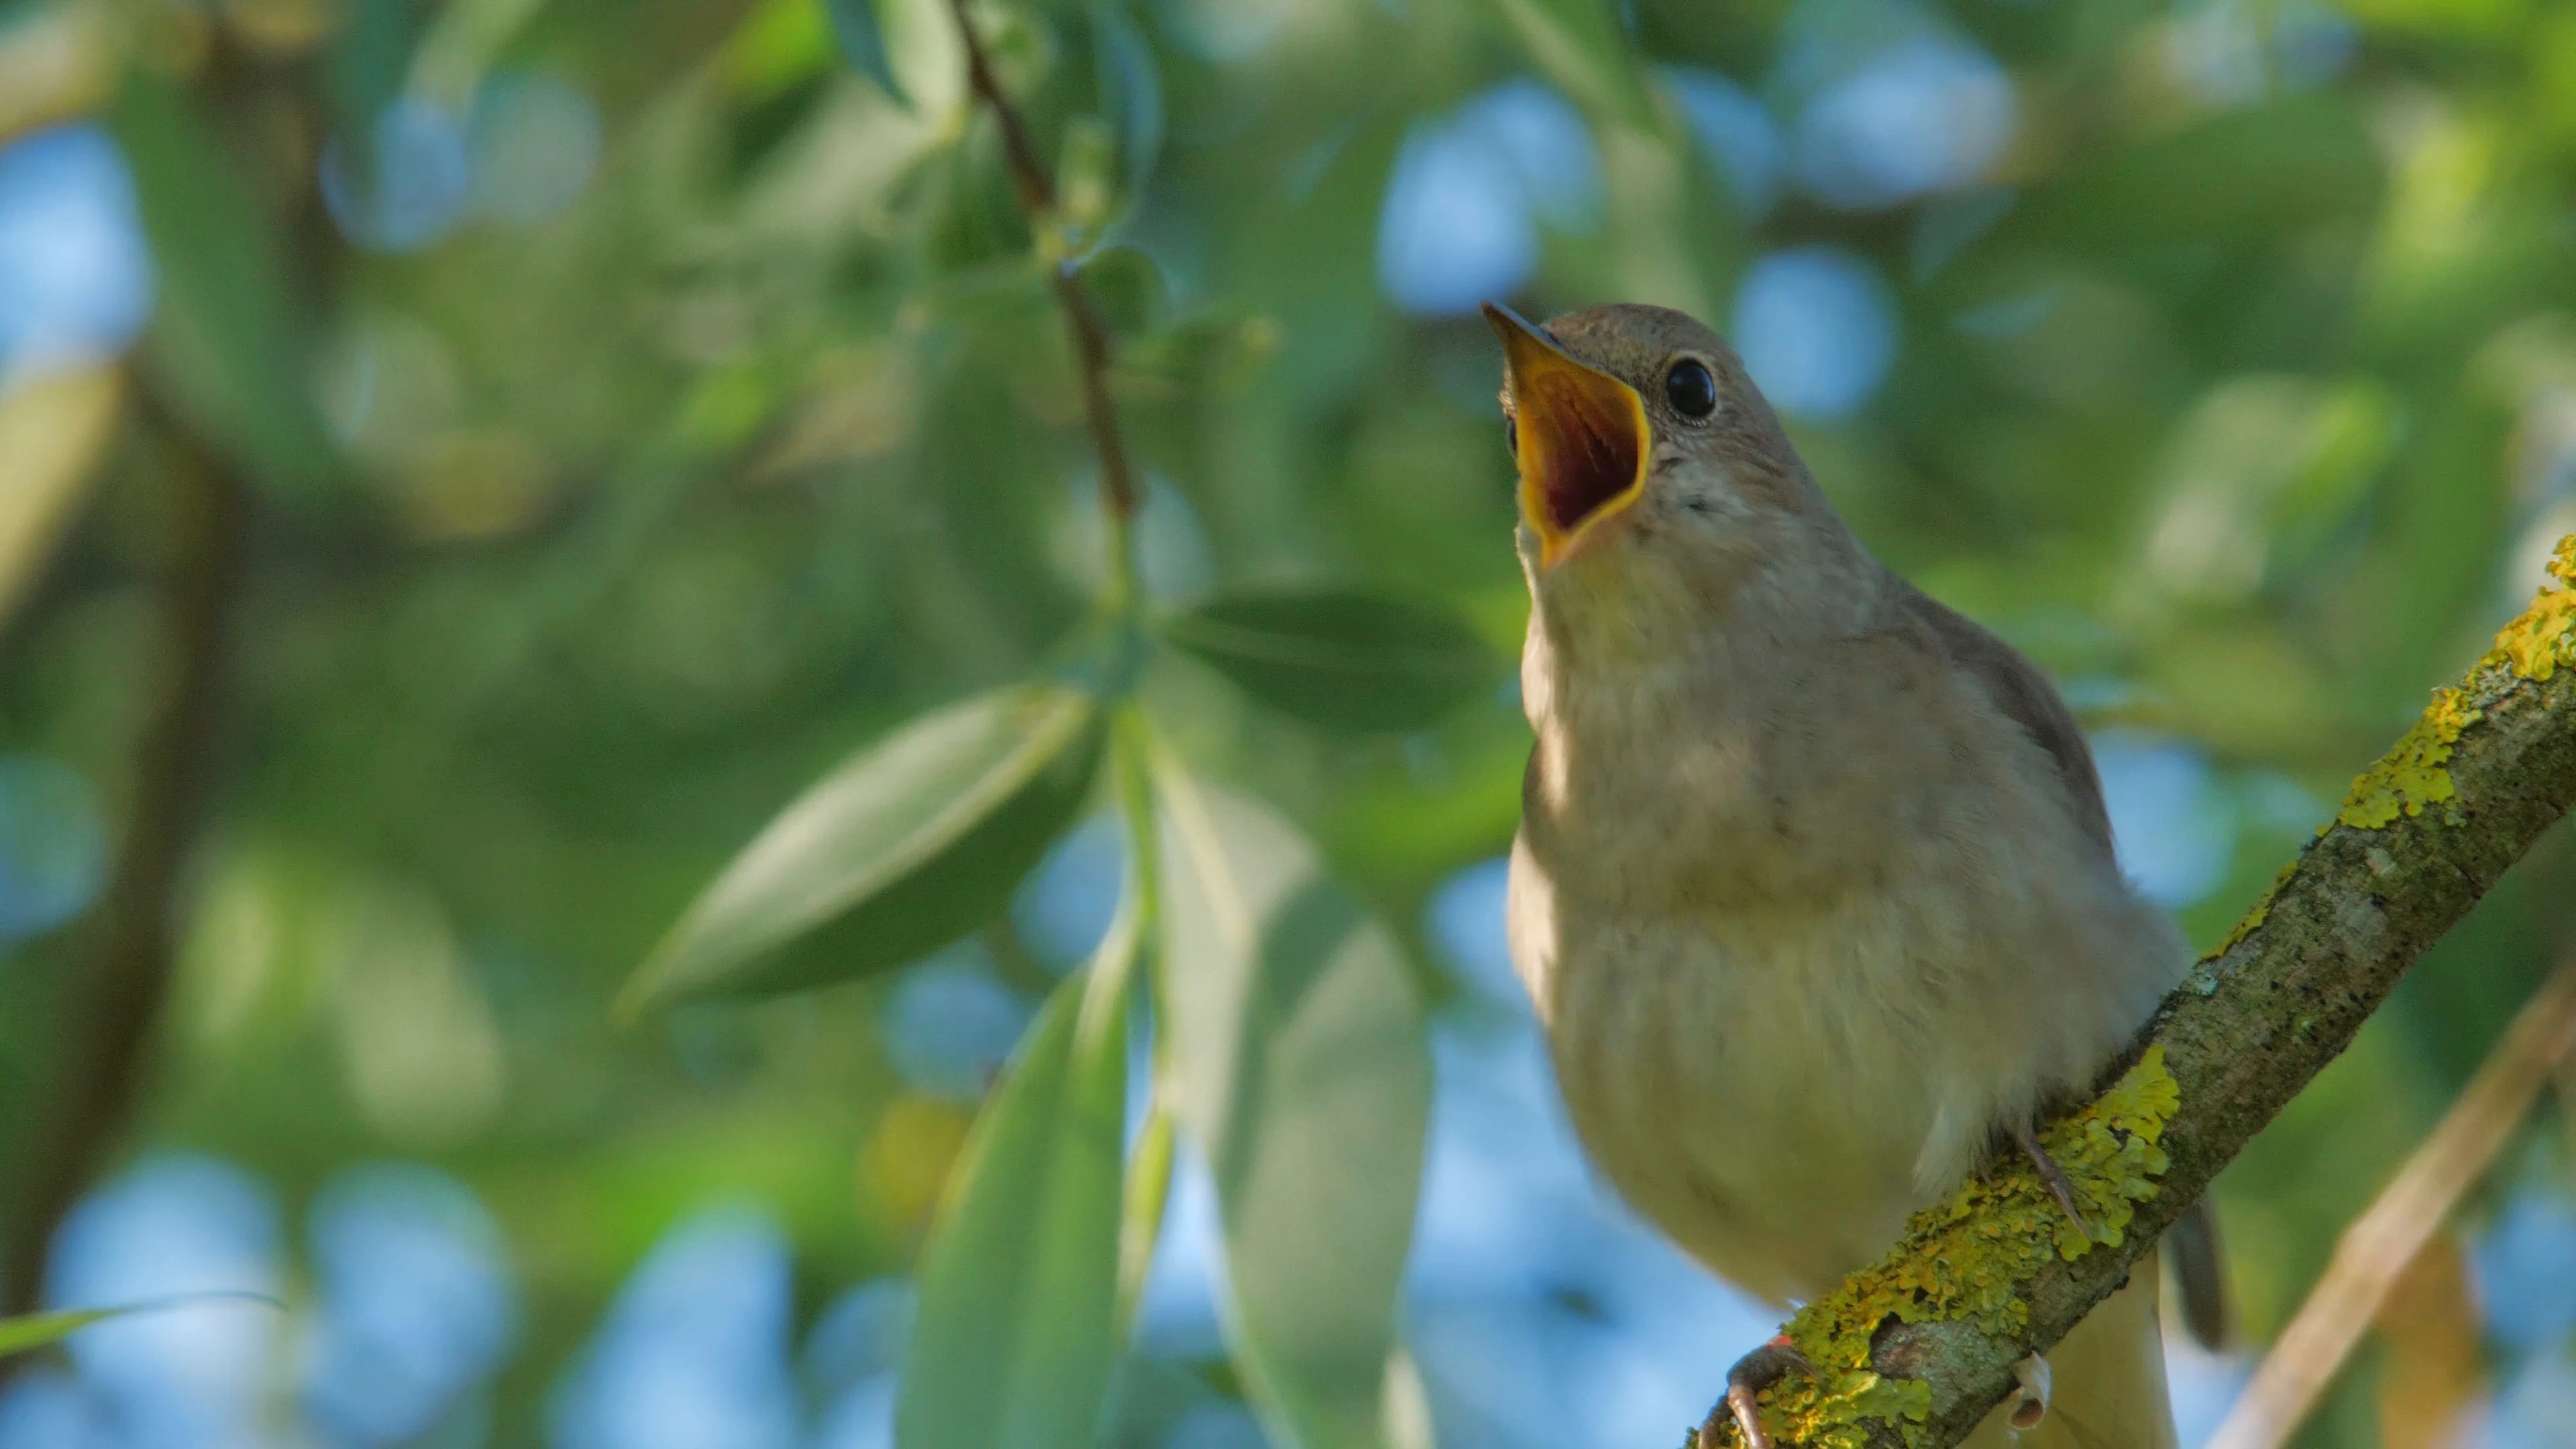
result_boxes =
[941,0,1141,536]
[0,387,250,1319]
[2205,955,2576,1449]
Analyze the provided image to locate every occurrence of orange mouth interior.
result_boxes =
[1485,304,1650,566]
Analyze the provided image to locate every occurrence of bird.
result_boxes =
[1485,300,2225,1449]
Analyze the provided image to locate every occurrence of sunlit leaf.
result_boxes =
[826,0,908,105]
[111,74,335,502]
[1160,588,1501,733]
[0,366,121,630]
[619,684,1104,1012]
[1154,761,1430,1449]
[898,900,1138,1449]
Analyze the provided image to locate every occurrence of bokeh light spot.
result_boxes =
[879,945,1034,1102]
[321,99,473,253]
[299,1162,518,1447]
[1663,68,1782,219]
[2094,732,2235,908]
[0,754,108,945]
[1012,816,1126,972]
[1730,246,1898,419]
[0,124,152,383]
[550,1206,800,1449]
[1793,35,2015,211]
[469,72,602,227]
[1378,80,1598,317]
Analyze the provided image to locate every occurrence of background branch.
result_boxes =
[1744,547,2576,1449]
[0,389,248,1320]
[2206,955,2576,1449]
[942,0,1140,537]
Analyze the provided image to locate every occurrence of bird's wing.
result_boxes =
[1898,583,2115,856]
[1900,583,2235,1348]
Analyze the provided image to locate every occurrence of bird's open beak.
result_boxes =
[1484,302,1650,570]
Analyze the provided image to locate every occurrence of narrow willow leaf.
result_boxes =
[826,0,908,105]
[619,684,1102,1013]
[1153,761,1431,1449]
[0,1307,122,1357]
[898,903,1139,1449]
[0,366,121,630]
[111,75,336,502]
[0,1292,282,1358]
[1160,588,1499,733]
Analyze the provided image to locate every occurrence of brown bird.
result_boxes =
[1487,301,2224,1449]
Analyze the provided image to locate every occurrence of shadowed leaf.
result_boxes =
[1161,588,1499,733]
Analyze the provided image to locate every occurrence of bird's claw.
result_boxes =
[2012,1125,2097,1241]
[1695,1335,1815,1449]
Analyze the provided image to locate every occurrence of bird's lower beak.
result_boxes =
[1484,302,1650,570]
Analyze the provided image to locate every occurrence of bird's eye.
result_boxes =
[1666,359,1717,420]
[1505,414,1519,456]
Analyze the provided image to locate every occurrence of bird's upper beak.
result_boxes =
[1484,302,1650,570]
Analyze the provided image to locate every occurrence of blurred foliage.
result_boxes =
[0,0,2571,1446]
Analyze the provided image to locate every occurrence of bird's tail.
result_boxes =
[1964,1248,2178,1449]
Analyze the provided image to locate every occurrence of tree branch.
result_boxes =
[941,0,1140,535]
[1715,537,2576,1449]
[0,388,249,1318]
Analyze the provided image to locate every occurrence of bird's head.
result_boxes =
[1485,301,1863,636]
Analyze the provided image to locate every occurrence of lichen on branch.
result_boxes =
[1750,1049,2183,1449]
[1706,535,2576,1449]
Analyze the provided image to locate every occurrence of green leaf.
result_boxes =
[111,74,336,502]
[827,0,909,105]
[0,1307,123,1357]
[619,684,1104,1012]
[0,1293,282,1358]
[1159,588,1500,733]
[1153,761,1430,1449]
[898,902,1139,1449]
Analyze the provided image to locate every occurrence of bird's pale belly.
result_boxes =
[1505,836,2025,1305]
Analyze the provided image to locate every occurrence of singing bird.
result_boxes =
[1487,302,2224,1449]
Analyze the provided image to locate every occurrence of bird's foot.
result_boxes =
[2012,1124,2097,1241]
[1694,1334,1815,1449]
[2006,1352,2051,1430]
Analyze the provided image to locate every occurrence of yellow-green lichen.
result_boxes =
[2333,533,2573,833]
[2335,688,2481,830]
[2481,534,2575,684]
[2213,858,2300,957]
[1739,1048,2183,1449]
